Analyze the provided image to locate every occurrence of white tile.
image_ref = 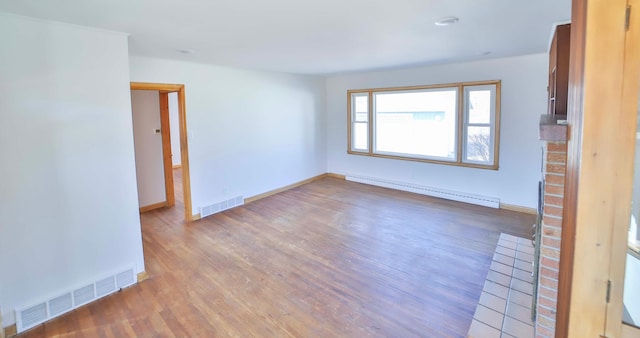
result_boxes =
[473,304,504,330]
[483,280,509,299]
[479,292,507,314]
[518,237,534,247]
[498,239,517,250]
[518,244,535,255]
[502,316,534,338]
[516,251,534,263]
[490,261,514,276]
[514,259,533,273]
[487,270,511,287]
[493,253,515,267]
[509,289,533,309]
[506,301,534,325]
[512,268,533,283]
[510,278,533,296]
[468,319,501,338]
[495,245,516,258]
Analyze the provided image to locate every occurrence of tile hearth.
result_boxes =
[468,233,535,338]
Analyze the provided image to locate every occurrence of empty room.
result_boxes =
[1,0,639,337]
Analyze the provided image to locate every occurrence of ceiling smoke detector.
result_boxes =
[435,16,460,26]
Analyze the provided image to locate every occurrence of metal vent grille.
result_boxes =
[95,276,116,297]
[200,196,244,218]
[49,293,73,317]
[15,267,138,333]
[19,303,47,330]
[116,269,134,289]
[73,284,95,306]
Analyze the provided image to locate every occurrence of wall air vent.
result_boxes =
[95,276,116,298]
[200,196,244,218]
[18,303,47,331]
[15,267,137,333]
[73,284,95,307]
[116,269,135,289]
[48,293,73,317]
[345,174,500,208]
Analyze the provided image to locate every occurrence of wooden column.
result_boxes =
[557,0,638,336]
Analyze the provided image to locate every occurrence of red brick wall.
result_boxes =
[536,141,567,337]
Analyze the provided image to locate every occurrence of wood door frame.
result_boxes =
[130,82,195,222]
[158,92,175,208]
[609,0,640,335]
[557,0,640,336]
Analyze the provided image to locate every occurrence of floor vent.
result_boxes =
[15,267,136,333]
[346,174,500,208]
[200,196,244,218]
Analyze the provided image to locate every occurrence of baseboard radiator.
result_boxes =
[345,174,500,208]
[15,267,136,333]
[200,196,244,218]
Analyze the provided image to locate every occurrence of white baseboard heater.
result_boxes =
[345,174,500,209]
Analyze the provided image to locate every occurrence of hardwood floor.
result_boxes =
[18,171,534,337]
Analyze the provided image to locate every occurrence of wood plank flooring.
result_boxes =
[18,170,534,337]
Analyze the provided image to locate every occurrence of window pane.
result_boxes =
[353,94,368,122]
[465,126,491,163]
[374,89,457,160]
[468,90,492,124]
[353,122,368,150]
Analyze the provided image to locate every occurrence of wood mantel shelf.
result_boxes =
[539,114,568,142]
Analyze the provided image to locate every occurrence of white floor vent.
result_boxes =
[15,267,136,333]
[346,174,500,209]
[200,196,244,218]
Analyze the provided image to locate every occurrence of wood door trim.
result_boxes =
[608,0,640,335]
[131,82,183,92]
[177,85,194,222]
[159,92,175,208]
[558,0,635,336]
[130,82,195,222]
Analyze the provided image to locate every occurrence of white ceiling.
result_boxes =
[0,0,571,75]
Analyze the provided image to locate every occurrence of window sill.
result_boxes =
[630,243,640,260]
[347,151,499,170]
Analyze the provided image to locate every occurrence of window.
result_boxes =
[348,81,500,169]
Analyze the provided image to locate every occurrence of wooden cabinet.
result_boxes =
[548,23,571,116]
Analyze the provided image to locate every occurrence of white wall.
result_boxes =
[624,253,640,325]
[131,90,166,207]
[129,57,327,216]
[326,54,548,208]
[0,14,145,326]
[169,92,181,166]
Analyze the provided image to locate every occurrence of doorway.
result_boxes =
[130,82,194,222]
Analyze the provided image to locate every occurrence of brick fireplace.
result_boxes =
[535,115,568,337]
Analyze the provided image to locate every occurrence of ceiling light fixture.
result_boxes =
[435,16,460,26]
